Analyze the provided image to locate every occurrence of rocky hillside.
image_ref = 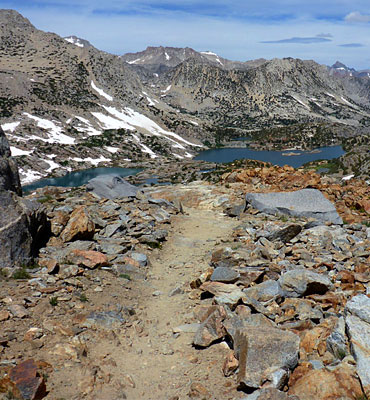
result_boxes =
[137,56,370,132]
[0,10,203,184]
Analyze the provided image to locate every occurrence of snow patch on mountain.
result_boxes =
[19,168,42,185]
[142,91,156,106]
[127,58,141,64]
[10,146,33,156]
[292,95,310,110]
[71,155,111,165]
[23,113,76,144]
[105,146,119,153]
[161,85,171,93]
[91,81,113,101]
[131,133,157,158]
[75,116,102,136]
[64,36,84,47]
[2,121,20,132]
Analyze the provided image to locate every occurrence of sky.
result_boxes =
[1,0,370,69]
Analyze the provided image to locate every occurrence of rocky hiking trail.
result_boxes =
[1,165,370,400]
[120,208,241,399]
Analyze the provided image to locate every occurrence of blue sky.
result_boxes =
[1,0,370,69]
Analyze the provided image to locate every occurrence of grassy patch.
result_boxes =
[12,268,31,280]
[49,297,58,306]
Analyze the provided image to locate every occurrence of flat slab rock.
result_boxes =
[86,175,138,199]
[245,189,342,225]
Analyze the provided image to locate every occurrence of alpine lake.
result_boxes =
[22,145,344,193]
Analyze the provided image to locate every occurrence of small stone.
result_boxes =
[67,249,109,269]
[8,304,29,318]
[210,267,240,283]
[152,290,162,297]
[0,310,10,321]
[168,286,183,297]
[223,351,239,377]
[188,382,211,399]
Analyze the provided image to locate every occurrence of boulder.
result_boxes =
[193,306,227,347]
[243,280,283,304]
[0,126,21,195]
[0,191,49,268]
[86,175,138,199]
[60,206,95,242]
[279,269,333,298]
[289,362,363,400]
[245,189,342,224]
[345,294,370,396]
[235,325,300,390]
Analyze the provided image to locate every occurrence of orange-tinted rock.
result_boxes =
[8,359,47,400]
[223,351,239,377]
[67,250,108,269]
[337,270,355,284]
[289,362,363,400]
[38,258,59,274]
[299,317,337,359]
[60,206,95,242]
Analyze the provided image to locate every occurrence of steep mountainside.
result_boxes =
[0,10,203,184]
[139,56,370,131]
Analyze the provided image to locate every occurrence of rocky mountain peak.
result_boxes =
[0,9,35,32]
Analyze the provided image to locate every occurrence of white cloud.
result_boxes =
[345,11,370,23]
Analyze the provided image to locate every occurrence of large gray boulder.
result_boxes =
[86,175,138,199]
[0,126,21,195]
[245,189,342,224]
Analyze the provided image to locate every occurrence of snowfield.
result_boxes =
[91,81,113,101]
[2,121,20,132]
[23,113,75,144]
[10,146,33,156]
[19,168,43,185]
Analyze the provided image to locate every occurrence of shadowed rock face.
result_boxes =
[0,126,50,267]
[0,126,21,195]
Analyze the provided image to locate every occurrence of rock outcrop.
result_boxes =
[0,126,21,195]
[0,127,49,268]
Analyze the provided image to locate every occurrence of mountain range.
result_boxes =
[0,9,369,184]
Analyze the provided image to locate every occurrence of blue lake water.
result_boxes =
[23,167,142,194]
[194,145,345,167]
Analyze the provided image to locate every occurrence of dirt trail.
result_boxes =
[115,207,241,399]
